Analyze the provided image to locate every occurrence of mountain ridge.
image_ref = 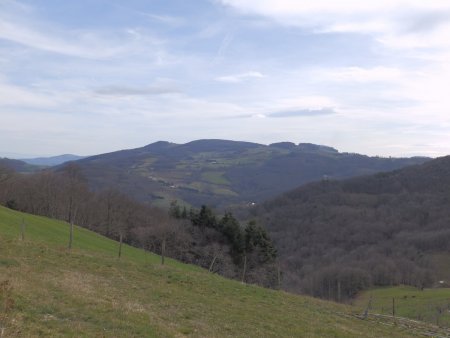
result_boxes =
[0,158,43,173]
[21,154,86,166]
[66,139,430,208]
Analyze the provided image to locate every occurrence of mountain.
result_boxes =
[0,205,438,337]
[69,139,429,208]
[249,155,450,300]
[21,154,86,166]
[0,158,42,173]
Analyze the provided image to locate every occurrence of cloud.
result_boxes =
[268,108,336,118]
[142,14,185,27]
[215,71,264,83]
[314,66,404,83]
[213,32,234,62]
[219,1,450,50]
[93,85,181,97]
[0,3,165,60]
[0,19,128,59]
[0,79,55,107]
[229,107,336,119]
[219,1,450,26]
[402,10,450,34]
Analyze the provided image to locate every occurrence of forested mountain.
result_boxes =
[0,158,42,173]
[250,156,450,300]
[67,139,429,208]
[21,154,86,166]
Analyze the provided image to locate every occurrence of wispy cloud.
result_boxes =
[220,0,450,51]
[0,78,55,107]
[213,32,234,62]
[215,71,264,83]
[0,19,127,59]
[314,67,404,83]
[0,3,167,60]
[268,108,336,118]
[228,107,336,119]
[93,85,181,97]
[142,14,185,27]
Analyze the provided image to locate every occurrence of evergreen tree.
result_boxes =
[220,212,244,256]
[192,205,217,229]
[181,206,188,219]
[245,221,277,263]
[169,200,181,218]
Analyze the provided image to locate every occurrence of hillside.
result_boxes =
[250,156,450,299]
[20,154,86,167]
[0,158,42,173]
[68,139,428,208]
[0,205,440,337]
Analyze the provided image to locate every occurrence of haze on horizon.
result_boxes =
[1,0,450,158]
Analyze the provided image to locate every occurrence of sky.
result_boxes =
[1,0,450,158]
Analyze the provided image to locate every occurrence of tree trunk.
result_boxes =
[106,201,111,237]
[241,254,247,283]
[337,280,341,302]
[392,297,395,318]
[118,233,123,259]
[363,296,372,319]
[277,264,282,289]
[161,237,166,265]
[327,279,331,300]
[20,218,25,241]
[68,221,74,250]
[209,255,217,272]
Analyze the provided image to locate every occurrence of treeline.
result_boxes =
[250,156,450,301]
[0,163,278,288]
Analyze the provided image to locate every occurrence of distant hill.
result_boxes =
[70,139,429,208]
[250,155,450,299]
[0,158,42,173]
[65,139,430,208]
[21,154,86,166]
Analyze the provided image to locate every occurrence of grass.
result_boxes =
[201,171,230,185]
[0,205,433,337]
[210,186,238,197]
[354,286,450,328]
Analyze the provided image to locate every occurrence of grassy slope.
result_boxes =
[0,206,426,337]
[354,286,450,328]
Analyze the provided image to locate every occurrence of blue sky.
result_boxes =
[1,0,449,157]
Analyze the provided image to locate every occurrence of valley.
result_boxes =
[1,141,449,337]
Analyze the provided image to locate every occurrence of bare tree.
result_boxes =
[59,163,87,250]
[20,218,25,241]
[241,254,247,283]
[141,211,180,265]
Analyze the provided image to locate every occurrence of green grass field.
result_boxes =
[201,171,230,186]
[354,286,450,328]
[0,205,440,337]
